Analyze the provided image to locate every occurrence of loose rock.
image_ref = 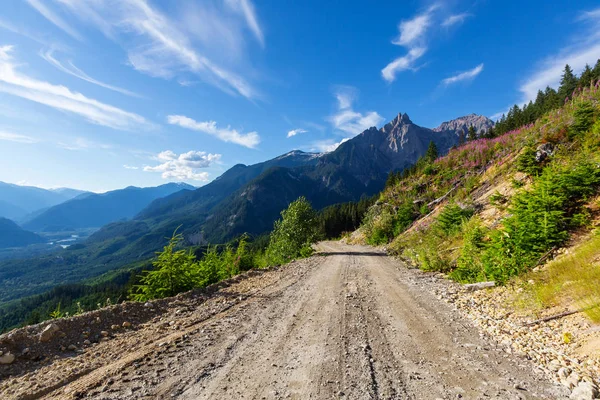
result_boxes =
[39,323,60,343]
[0,352,15,364]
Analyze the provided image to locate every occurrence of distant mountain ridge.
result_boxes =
[0,218,44,249]
[0,182,88,221]
[433,113,494,138]
[23,183,194,232]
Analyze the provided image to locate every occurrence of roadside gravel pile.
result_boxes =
[430,280,600,400]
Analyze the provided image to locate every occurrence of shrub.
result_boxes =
[570,101,595,138]
[130,231,200,301]
[479,159,600,283]
[266,197,319,265]
[437,203,473,236]
[516,146,542,175]
[451,218,487,282]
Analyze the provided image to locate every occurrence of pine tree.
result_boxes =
[467,125,477,141]
[425,140,439,162]
[558,64,578,102]
[592,59,600,82]
[578,64,594,89]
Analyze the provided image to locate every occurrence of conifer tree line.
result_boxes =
[468,60,600,140]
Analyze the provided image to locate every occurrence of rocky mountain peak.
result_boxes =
[381,113,413,134]
[432,114,494,138]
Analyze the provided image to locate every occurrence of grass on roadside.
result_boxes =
[523,232,600,323]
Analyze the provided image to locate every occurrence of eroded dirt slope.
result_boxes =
[1,242,569,399]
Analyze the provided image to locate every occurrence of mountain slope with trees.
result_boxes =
[359,62,600,321]
[0,218,44,249]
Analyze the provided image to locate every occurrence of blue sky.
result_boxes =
[0,0,599,192]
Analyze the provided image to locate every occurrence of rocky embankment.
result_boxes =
[432,279,600,400]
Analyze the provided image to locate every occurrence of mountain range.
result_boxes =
[0,182,88,221]
[0,112,493,304]
[22,183,195,232]
[90,113,493,247]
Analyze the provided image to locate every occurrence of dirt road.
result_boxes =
[4,242,569,399]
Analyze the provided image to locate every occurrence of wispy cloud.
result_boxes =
[0,46,151,131]
[0,130,38,144]
[0,18,49,45]
[519,6,600,103]
[579,8,600,21]
[167,115,260,148]
[143,150,221,181]
[382,5,438,82]
[442,13,472,27]
[224,0,265,47]
[442,63,484,85]
[57,0,261,99]
[25,0,83,41]
[382,47,427,82]
[382,5,473,83]
[41,48,142,98]
[392,11,433,47]
[123,164,139,170]
[287,128,307,138]
[327,86,385,135]
[57,137,112,151]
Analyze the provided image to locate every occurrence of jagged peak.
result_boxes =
[380,112,413,134]
[391,112,412,125]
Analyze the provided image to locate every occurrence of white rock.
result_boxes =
[0,352,15,364]
[558,367,570,380]
[569,381,598,400]
[39,323,60,343]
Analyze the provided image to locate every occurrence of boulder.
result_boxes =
[0,352,15,364]
[39,323,60,343]
[570,381,598,400]
[535,143,554,162]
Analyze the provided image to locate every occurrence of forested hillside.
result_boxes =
[360,63,600,320]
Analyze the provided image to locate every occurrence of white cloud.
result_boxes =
[224,0,264,47]
[327,86,384,135]
[167,115,260,148]
[123,164,139,170]
[519,7,600,103]
[57,0,260,99]
[442,63,484,85]
[287,128,307,138]
[382,5,471,83]
[382,5,439,83]
[0,46,151,131]
[382,47,427,82]
[311,138,351,153]
[143,150,220,181]
[442,13,472,27]
[41,48,141,98]
[25,0,83,41]
[0,131,38,144]
[392,14,431,47]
